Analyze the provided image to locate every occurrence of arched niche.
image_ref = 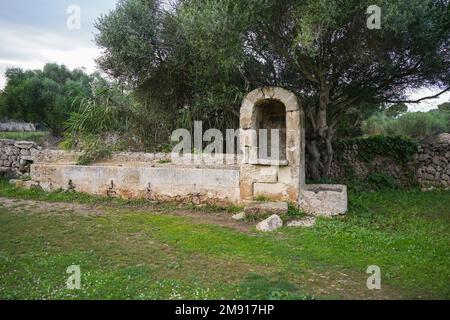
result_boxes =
[239,87,305,202]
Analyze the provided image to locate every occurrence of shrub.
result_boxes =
[338,135,419,162]
[363,110,448,140]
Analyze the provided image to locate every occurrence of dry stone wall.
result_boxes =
[0,121,36,132]
[0,139,40,177]
[417,133,450,188]
[330,133,450,188]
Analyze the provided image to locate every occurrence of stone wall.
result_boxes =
[417,133,450,188]
[23,148,241,204]
[32,150,242,167]
[0,121,36,132]
[330,133,450,188]
[0,139,39,177]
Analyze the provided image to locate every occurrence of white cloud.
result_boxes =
[0,0,116,89]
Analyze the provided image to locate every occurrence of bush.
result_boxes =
[362,110,449,140]
[337,135,419,162]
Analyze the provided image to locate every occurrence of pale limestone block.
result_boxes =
[299,185,348,216]
[253,182,288,199]
[256,214,283,232]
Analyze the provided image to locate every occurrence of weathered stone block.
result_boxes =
[299,185,347,216]
[253,182,288,200]
[278,166,298,184]
[256,214,283,232]
[244,201,288,217]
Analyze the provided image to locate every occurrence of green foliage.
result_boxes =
[0,64,92,136]
[385,103,408,118]
[363,110,449,140]
[75,137,114,165]
[339,135,419,162]
[438,102,450,112]
[64,76,174,159]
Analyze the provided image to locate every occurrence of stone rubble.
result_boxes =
[231,212,246,221]
[256,214,283,232]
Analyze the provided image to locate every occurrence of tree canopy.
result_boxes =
[94,0,449,179]
[0,63,92,135]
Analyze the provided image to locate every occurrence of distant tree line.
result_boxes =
[0,63,92,135]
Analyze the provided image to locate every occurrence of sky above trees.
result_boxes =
[0,0,448,111]
[0,0,117,87]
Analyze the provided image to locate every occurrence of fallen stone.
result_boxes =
[256,214,283,232]
[245,202,288,217]
[231,212,246,221]
[287,217,316,228]
[23,180,42,190]
[9,179,24,188]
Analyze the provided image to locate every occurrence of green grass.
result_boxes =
[0,131,48,143]
[0,180,449,299]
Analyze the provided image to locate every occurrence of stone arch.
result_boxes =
[240,87,300,130]
[239,87,305,202]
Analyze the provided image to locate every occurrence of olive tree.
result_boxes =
[95,0,450,179]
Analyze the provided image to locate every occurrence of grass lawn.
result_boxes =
[0,180,449,300]
[0,131,48,143]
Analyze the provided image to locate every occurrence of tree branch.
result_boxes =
[385,87,450,104]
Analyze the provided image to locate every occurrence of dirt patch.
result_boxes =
[0,197,253,233]
[0,197,104,216]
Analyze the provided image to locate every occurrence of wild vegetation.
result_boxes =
[94,0,450,180]
[0,64,92,136]
[362,106,450,140]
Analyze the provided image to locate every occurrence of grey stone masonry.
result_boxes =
[0,139,40,176]
[417,133,450,188]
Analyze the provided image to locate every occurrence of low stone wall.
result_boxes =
[330,133,450,188]
[31,163,241,205]
[0,121,36,132]
[417,134,450,188]
[0,139,39,177]
[28,149,241,204]
[32,150,243,167]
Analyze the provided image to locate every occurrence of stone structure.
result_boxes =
[18,87,348,216]
[239,87,305,203]
[417,133,450,188]
[239,87,347,215]
[0,139,39,177]
[0,121,36,132]
[31,151,241,205]
[329,133,450,189]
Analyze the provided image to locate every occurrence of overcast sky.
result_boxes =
[0,0,117,86]
[0,0,448,111]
